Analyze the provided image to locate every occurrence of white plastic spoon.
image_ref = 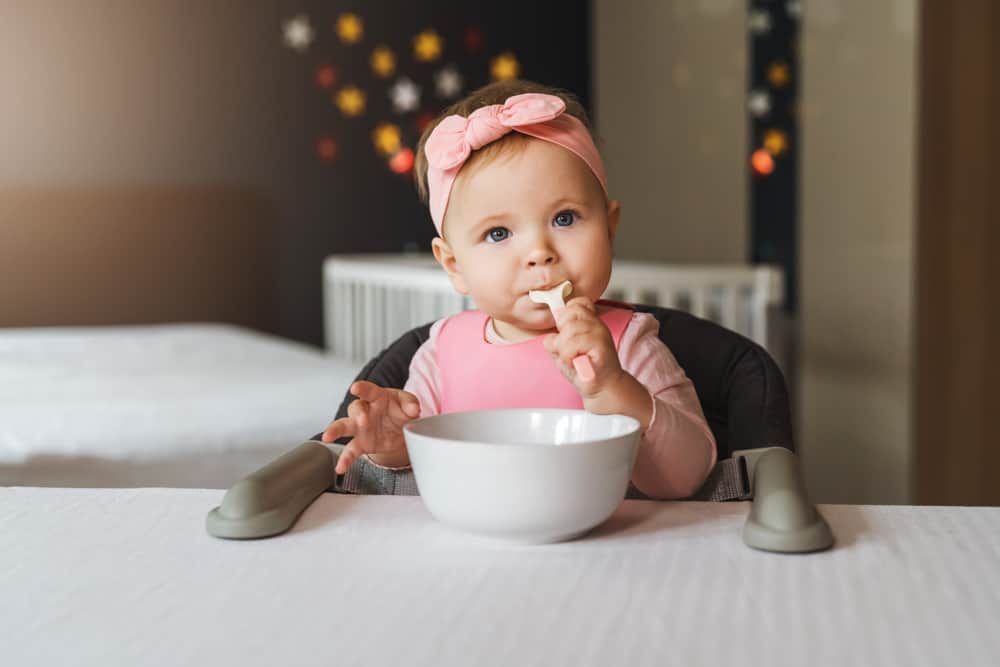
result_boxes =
[528,280,596,382]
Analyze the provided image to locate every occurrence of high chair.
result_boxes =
[207,304,833,553]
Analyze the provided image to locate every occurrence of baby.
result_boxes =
[322,80,717,499]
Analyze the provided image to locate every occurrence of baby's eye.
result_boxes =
[553,210,577,227]
[485,227,510,243]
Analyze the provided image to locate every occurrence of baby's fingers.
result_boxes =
[321,416,357,443]
[555,301,598,328]
[347,397,370,428]
[350,380,387,403]
[565,296,596,312]
[334,441,362,475]
[391,390,422,421]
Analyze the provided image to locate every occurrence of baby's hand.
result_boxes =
[542,297,623,397]
[321,381,421,474]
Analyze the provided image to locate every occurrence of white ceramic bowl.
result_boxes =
[403,409,641,543]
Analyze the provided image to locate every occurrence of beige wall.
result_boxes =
[593,0,747,262]
[0,1,309,339]
[800,0,917,503]
[0,1,298,187]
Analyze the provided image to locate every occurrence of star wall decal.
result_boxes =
[279,15,528,173]
[414,30,444,62]
[767,61,790,88]
[748,90,771,117]
[373,123,402,155]
[749,9,773,35]
[435,66,463,99]
[337,13,364,45]
[763,128,788,156]
[490,52,520,81]
[336,85,366,117]
[389,77,421,113]
[315,64,337,89]
[371,46,396,78]
[283,14,314,53]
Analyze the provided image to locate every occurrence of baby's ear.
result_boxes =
[431,237,469,295]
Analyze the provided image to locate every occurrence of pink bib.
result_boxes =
[437,302,634,413]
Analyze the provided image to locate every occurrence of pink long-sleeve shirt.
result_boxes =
[399,311,717,500]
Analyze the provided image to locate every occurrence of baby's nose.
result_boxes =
[527,255,556,268]
[526,248,557,267]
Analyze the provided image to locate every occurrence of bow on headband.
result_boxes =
[424,92,608,235]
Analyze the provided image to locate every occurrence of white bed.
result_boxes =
[0,323,362,489]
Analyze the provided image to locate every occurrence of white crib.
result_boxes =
[323,253,785,365]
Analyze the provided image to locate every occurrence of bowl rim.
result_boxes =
[402,408,641,448]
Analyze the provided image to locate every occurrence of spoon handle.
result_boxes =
[572,355,596,382]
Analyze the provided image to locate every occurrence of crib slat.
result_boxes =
[346,281,357,360]
[720,287,739,331]
[357,284,366,360]
[688,289,708,318]
[751,270,771,346]
[334,281,345,356]
[374,284,386,357]
[365,284,377,360]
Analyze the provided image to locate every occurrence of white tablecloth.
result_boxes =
[3,488,999,666]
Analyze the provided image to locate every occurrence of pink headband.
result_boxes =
[424,92,608,235]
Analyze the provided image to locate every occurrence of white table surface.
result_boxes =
[3,487,999,667]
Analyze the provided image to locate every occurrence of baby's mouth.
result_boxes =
[527,279,568,293]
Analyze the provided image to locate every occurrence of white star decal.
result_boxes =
[389,77,421,113]
[435,66,463,99]
[748,9,772,35]
[748,90,771,117]
[283,14,313,53]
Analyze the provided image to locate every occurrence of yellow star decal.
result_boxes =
[413,30,443,63]
[335,85,366,117]
[767,61,790,88]
[337,13,363,45]
[372,123,402,156]
[763,129,788,156]
[371,46,396,78]
[490,52,520,81]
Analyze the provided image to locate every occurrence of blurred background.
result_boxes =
[1,0,996,505]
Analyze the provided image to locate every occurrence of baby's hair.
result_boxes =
[413,79,597,206]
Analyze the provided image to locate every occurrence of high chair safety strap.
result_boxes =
[690,456,753,501]
[622,455,752,502]
[333,454,420,496]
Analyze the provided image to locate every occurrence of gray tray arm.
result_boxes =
[206,441,343,539]
[734,446,834,553]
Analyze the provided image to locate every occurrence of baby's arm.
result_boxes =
[544,304,716,499]
[617,316,717,499]
[543,297,654,430]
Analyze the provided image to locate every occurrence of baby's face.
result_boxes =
[434,138,620,338]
